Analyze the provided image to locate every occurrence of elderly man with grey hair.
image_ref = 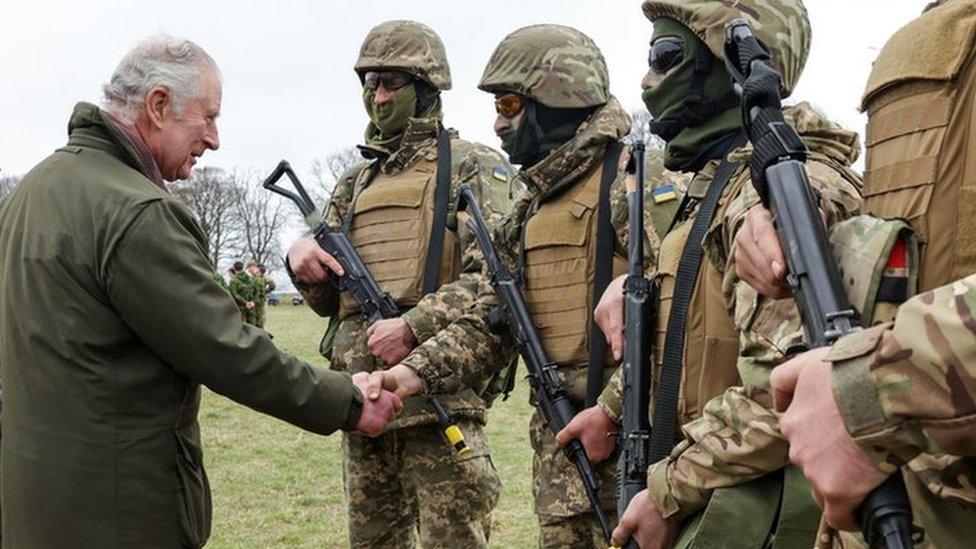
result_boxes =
[0,34,403,548]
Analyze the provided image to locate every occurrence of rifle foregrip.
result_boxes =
[857,475,922,549]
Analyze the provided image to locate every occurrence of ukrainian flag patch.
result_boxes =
[492,166,508,182]
[651,184,677,204]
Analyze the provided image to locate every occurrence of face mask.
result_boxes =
[362,83,417,136]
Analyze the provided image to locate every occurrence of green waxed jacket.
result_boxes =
[0,103,362,548]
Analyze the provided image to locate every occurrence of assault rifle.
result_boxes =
[457,184,613,542]
[724,20,922,549]
[617,143,654,549]
[263,160,469,457]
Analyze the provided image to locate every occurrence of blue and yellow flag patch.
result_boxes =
[492,166,508,182]
[651,184,677,204]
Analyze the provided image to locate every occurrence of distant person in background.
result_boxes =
[253,263,275,330]
[229,259,257,324]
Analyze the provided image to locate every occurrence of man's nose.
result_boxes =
[204,123,220,151]
[374,83,395,105]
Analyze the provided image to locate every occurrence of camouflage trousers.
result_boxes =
[254,304,266,329]
[530,410,617,549]
[342,418,500,548]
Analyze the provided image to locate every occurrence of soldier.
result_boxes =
[540,1,868,547]
[372,24,688,547]
[768,1,976,546]
[253,263,276,329]
[230,260,257,325]
[0,34,400,547]
[285,20,515,548]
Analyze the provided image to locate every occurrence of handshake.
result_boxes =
[350,364,426,436]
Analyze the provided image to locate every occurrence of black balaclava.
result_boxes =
[500,98,597,168]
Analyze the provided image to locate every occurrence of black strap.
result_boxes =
[648,156,742,462]
[422,129,452,295]
[585,142,625,407]
[340,161,381,235]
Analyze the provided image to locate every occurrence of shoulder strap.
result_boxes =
[339,161,381,235]
[648,157,741,462]
[422,129,452,295]
[585,142,625,407]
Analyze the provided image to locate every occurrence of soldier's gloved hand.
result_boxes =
[735,204,791,299]
[771,347,887,531]
[351,372,403,437]
[611,489,680,549]
[594,274,627,361]
[555,405,617,463]
[287,236,344,284]
[366,318,417,365]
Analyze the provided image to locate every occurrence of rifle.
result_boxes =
[723,20,922,549]
[263,160,469,457]
[617,143,654,549]
[457,184,613,542]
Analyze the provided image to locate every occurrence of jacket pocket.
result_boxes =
[174,429,212,548]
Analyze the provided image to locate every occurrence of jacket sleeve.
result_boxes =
[643,159,863,520]
[401,144,516,343]
[105,199,363,435]
[828,274,976,472]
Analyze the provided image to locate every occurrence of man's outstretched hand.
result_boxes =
[351,371,403,437]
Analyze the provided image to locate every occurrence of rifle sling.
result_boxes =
[649,156,741,463]
[585,142,625,407]
[422,129,452,295]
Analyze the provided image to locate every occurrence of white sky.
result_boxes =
[0,0,927,286]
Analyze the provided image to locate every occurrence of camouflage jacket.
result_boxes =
[294,116,516,426]
[228,272,255,306]
[828,274,976,500]
[399,98,686,399]
[606,103,864,521]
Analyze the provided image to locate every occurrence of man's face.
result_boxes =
[493,92,526,136]
[248,265,261,277]
[149,69,222,181]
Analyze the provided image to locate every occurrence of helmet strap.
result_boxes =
[649,48,740,141]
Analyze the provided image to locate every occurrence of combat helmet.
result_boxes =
[642,0,810,97]
[355,20,452,90]
[479,24,610,108]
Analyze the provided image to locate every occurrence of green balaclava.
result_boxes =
[642,17,742,171]
[362,81,442,152]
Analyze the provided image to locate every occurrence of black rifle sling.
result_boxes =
[648,158,741,462]
[422,129,452,295]
[585,142,625,407]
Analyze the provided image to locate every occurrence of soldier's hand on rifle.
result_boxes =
[351,371,403,437]
[366,318,418,365]
[770,347,887,531]
[555,405,617,463]
[611,489,680,549]
[287,236,345,283]
[594,274,627,360]
[735,204,791,299]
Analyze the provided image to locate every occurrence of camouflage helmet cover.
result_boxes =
[642,0,811,97]
[478,24,610,108]
[355,20,452,90]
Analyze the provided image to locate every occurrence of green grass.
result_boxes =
[202,305,539,547]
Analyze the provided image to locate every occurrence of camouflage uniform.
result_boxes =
[595,0,866,538]
[293,21,515,548]
[400,25,684,547]
[229,270,257,325]
[252,274,275,329]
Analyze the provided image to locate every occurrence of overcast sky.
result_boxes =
[1,1,927,284]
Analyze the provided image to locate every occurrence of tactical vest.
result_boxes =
[652,171,743,426]
[861,0,976,291]
[338,155,461,319]
[522,158,627,403]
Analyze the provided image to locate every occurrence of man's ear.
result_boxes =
[143,86,172,130]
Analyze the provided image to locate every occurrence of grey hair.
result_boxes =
[102,34,220,124]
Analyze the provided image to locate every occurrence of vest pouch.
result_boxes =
[524,200,594,387]
[340,169,432,318]
[174,427,212,548]
[861,0,976,290]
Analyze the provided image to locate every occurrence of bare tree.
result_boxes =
[627,107,665,150]
[170,167,241,269]
[308,147,363,206]
[231,168,289,271]
[0,174,21,203]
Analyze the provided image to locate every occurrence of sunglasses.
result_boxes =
[648,37,685,75]
[494,93,526,119]
[363,71,414,91]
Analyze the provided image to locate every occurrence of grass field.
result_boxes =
[202,304,539,547]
